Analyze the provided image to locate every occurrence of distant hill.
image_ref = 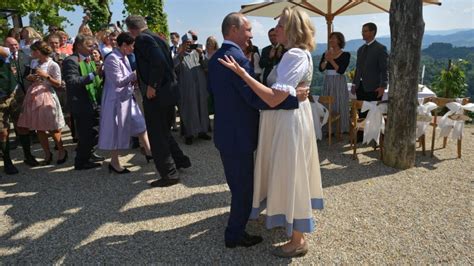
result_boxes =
[422,43,474,59]
[313,29,474,54]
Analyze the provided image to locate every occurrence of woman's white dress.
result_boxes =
[250,48,324,236]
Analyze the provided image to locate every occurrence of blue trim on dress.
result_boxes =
[266,214,315,236]
[249,198,324,236]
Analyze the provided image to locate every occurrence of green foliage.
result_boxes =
[0,0,75,28]
[432,60,468,98]
[0,17,9,43]
[0,0,110,32]
[28,12,44,34]
[79,0,112,32]
[123,0,169,37]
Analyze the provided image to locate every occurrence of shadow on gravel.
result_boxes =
[0,164,293,264]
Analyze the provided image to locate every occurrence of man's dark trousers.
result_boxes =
[74,112,96,166]
[220,152,254,243]
[143,97,186,178]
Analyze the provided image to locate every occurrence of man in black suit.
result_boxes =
[351,22,388,102]
[126,15,190,187]
[259,28,285,86]
[63,35,103,170]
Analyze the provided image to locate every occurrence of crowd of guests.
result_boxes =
[0,10,388,257]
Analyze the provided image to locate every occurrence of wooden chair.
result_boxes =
[424,97,471,158]
[349,100,385,160]
[318,96,341,145]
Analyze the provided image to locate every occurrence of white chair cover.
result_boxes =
[438,100,474,140]
[416,99,438,138]
[360,101,387,145]
[310,96,329,140]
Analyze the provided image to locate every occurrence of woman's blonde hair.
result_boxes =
[21,26,43,42]
[280,7,316,51]
[206,36,219,51]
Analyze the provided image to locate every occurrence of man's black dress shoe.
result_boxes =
[4,163,19,175]
[225,232,263,248]
[150,178,180,187]
[198,133,212,140]
[90,152,105,162]
[74,162,101,170]
[24,156,40,167]
[175,156,191,169]
[185,137,193,145]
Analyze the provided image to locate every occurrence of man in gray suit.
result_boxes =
[351,22,388,102]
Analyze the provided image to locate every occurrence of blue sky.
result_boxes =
[52,0,474,48]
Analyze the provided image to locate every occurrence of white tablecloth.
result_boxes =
[347,84,436,100]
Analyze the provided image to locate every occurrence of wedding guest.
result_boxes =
[48,33,69,128]
[91,48,103,66]
[319,32,351,132]
[7,28,21,42]
[17,41,67,165]
[19,27,42,55]
[205,36,219,59]
[259,28,285,86]
[170,32,180,58]
[2,37,39,168]
[98,32,152,173]
[176,33,211,145]
[351,22,388,102]
[63,34,103,170]
[99,30,118,57]
[57,31,73,55]
[218,7,323,257]
[244,40,263,82]
[126,15,191,187]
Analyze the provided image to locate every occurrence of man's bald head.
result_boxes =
[5,37,19,53]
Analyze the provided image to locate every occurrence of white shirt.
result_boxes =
[270,48,312,97]
[366,39,376,46]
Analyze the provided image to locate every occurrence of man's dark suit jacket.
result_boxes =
[134,29,177,107]
[259,44,285,86]
[352,40,388,92]
[62,54,95,114]
[208,43,299,155]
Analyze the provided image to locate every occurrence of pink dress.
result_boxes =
[17,58,65,131]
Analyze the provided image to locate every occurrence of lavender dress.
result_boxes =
[98,48,145,150]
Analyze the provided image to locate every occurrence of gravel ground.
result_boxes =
[0,125,472,264]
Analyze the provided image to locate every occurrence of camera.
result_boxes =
[189,44,199,50]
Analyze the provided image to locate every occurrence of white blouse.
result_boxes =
[270,48,313,97]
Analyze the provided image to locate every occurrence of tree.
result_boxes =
[124,0,169,37]
[0,0,76,27]
[28,12,44,34]
[0,0,110,32]
[383,0,425,169]
[78,0,112,33]
[432,60,468,98]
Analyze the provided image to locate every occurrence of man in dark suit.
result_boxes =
[351,22,389,102]
[259,28,285,86]
[208,12,306,249]
[2,37,39,169]
[126,15,190,188]
[63,35,103,170]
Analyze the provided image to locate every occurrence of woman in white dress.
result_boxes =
[219,7,323,257]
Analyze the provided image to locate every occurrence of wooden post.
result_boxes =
[383,0,425,169]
